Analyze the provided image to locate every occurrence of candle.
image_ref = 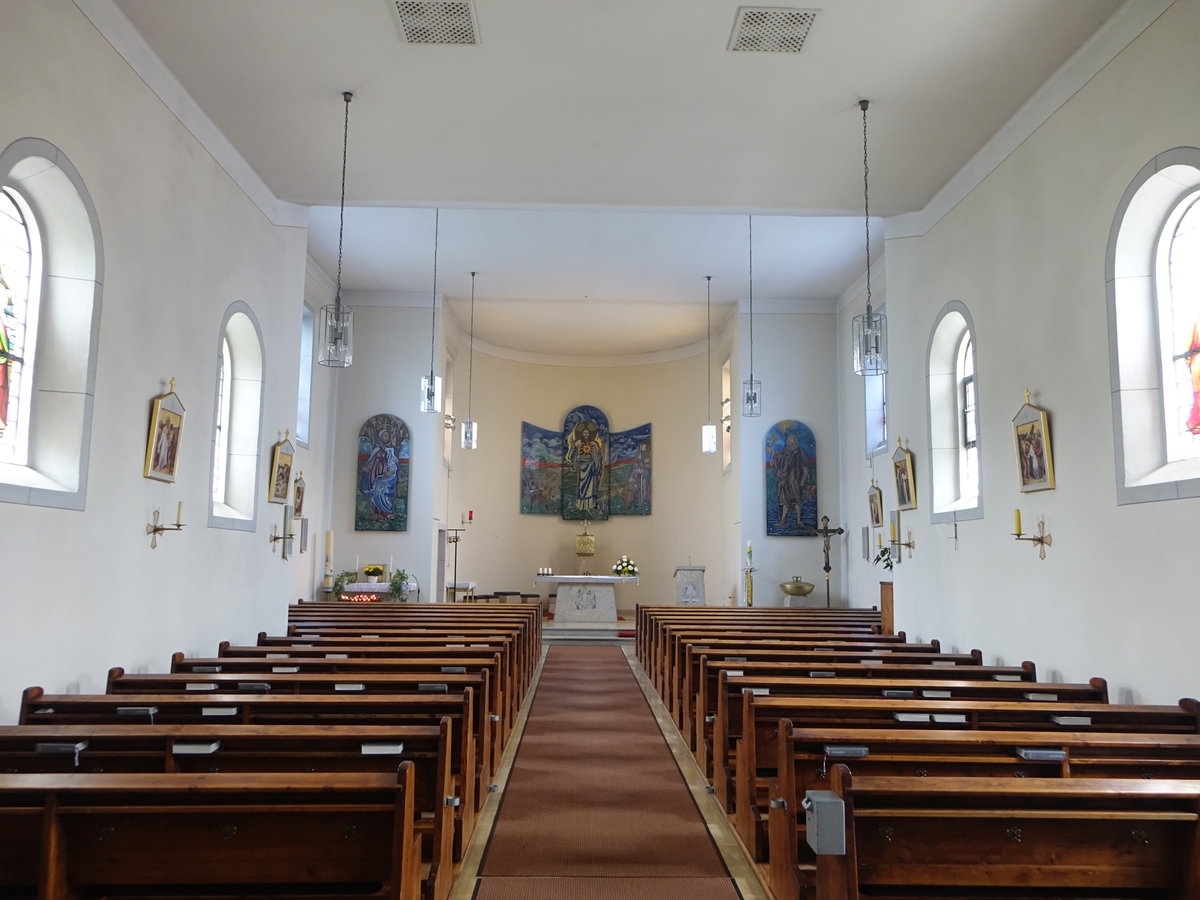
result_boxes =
[890,522,896,542]
[175,501,183,526]
[325,530,334,559]
[389,555,394,573]
[355,554,360,573]
[1014,509,1022,535]
[877,533,882,548]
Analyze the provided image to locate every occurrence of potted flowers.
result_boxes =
[363,564,384,583]
[612,555,639,577]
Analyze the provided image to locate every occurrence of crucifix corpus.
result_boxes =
[814,515,845,608]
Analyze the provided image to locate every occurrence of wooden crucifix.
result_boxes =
[814,515,845,608]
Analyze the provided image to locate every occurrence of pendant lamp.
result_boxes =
[318,91,356,367]
[742,216,761,416]
[460,271,479,449]
[852,99,887,375]
[420,209,443,412]
[701,276,718,452]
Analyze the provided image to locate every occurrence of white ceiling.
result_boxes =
[110,0,1128,356]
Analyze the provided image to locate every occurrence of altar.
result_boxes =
[533,574,637,623]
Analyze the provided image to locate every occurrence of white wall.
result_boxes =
[837,0,1200,704]
[737,300,845,607]
[0,1,329,723]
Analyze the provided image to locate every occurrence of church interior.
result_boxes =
[3,1,1200,895]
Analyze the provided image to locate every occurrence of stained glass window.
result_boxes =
[0,187,41,466]
[1162,193,1200,461]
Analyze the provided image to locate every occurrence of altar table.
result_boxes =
[533,574,638,623]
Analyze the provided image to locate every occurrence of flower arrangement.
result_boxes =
[612,555,639,577]
[363,564,384,578]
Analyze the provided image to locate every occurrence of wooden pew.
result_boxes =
[175,649,509,754]
[809,764,1200,899]
[216,641,518,737]
[766,722,1200,900]
[674,641,982,739]
[282,622,535,693]
[732,693,1200,860]
[700,670,1105,785]
[649,625,888,700]
[109,665,498,811]
[692,656,1039,772]
[0,767,422,900]
[635,606,886,669]
[257,632,524,721]
[20,686,480,858]
[0,721,455,900]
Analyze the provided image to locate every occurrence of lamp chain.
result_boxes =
[706,275,712,420]
[335,91,351,315]
[467,271,476,420]
[429,209,439,378]
[748,215,754,382]
[861,99,872,316]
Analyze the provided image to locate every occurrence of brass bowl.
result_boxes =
[780,577,815,597]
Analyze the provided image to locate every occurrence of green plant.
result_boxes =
[388,568,410,600]
[331,570,357,597]
[872,545,894,571]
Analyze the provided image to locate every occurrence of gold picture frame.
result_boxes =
[867,482,883,527]
[268,433,295,504]
[144,381,185,483]
[1013,394,1055,492]
[891,442,916,511]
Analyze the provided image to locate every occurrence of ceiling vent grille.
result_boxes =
[728,7,818,53]
[391,2,478,45]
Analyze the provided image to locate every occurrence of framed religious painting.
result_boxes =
[292,471,306,517]
[268,433,295,504]
[143,381,185,483]
[891,442,916,511]
[867,482,883,527]
[1013,394,1055,492]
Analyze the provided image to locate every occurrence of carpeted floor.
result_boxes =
[474,645,741,899]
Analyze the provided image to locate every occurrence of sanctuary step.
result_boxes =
[542,621,635,645]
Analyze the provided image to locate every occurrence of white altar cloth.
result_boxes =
[533,575,638,623]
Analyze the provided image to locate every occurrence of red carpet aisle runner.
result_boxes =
[474,645,740,900]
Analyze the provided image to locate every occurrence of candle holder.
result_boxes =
[270,504,296,558]
[1013,517,1052,559]
[891,530,916,559]
[146,508,185,549]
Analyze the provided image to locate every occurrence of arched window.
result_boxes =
[1107,148,1200,504]
[926,301,983,522]
[0,139,102,510]
[209,302,264,530]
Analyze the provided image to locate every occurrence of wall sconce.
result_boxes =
[1013,509,1052,559]
[146,503,185,549]
[270,504,296,559]
[889,515,915,559]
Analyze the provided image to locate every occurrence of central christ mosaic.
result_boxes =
[520,405,651,519]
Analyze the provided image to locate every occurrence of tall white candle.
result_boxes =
[324,530,334,559]
[175,501,183,526]
[355,554,360,573]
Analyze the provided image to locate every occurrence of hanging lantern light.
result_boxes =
[318,91,356,368]
[852,99,888,376]
[460,271,479,449]
[701,275,718,452]
[420,209,443,412]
